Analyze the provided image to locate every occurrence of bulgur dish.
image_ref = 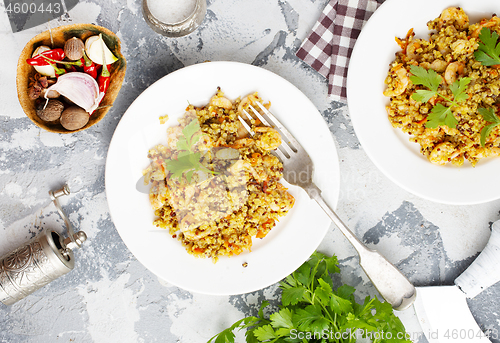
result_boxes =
[143,89,295,261]
[384,7,500,166]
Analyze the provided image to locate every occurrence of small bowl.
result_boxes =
[16,23,127,134]
[142,0,207,38]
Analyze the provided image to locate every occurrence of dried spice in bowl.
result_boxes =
[16,23,127,133]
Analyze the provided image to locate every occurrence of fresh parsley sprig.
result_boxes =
[479,107,500,147]
[208,252,410,343]
[409,65,471,129]
[166,119,217,183]
[474,27,500,66]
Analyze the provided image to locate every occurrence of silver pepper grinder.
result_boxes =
[0,185,86,305]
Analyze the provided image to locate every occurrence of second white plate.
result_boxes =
[347,0,500,205]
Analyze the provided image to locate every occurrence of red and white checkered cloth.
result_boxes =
[296,0,384,103]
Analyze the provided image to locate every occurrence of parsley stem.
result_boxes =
[305,281,339,334]
[361,298,376,318]
[319,301,338,330]
[436,92,459,107]
[310,291,316,305]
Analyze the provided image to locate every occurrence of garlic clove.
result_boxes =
[45,72,101,113]
[32,46,56,77]
[85,34,118,65]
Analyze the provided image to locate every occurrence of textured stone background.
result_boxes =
[0,0,499,342]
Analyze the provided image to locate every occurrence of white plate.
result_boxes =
[105,61,340,295]
[347,0,500,205]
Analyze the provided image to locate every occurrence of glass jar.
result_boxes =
[142,0,207,38]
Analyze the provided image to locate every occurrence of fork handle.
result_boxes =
[305,183,416,311]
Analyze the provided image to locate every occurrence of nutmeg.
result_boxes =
[37,99,65,122]
[64,37,84,61]
[60,106,89,131]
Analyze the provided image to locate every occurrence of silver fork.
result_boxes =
[239,102,416,311]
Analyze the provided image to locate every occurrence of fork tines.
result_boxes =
[238,102,300,160]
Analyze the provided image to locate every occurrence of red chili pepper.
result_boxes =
[26,48,65,66]
[98,63,110,94]
[82,50,98,79]
[90,64,111,116]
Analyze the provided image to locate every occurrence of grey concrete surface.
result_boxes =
[0,1,499,342]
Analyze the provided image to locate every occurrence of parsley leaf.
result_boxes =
[409,65,470,129]
[336,284,355,299]
[165,119,218,182]
[479,106,499,122]
[412,89,437,103]
[252,325,276,341]
[324,254,340,274]
[282,286,307,306]
[330,293,353,314]
[314,278,333,305]
[295,305,330,334]
[208,318,254,343]
[294,262,312,286]
[449,77,471,103]
[257,300,269,320]
[426,103,456,129]
[480,124,497,147]
[479,107,500,146]
[270,308,294,329]
[409,65,441,91]
[474,27,500,66]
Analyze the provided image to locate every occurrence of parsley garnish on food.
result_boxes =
[409,65,471,129]
[474,27,500,66]
[208,252,410,343]
[166,119,217,183]
[479,107,500,147]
